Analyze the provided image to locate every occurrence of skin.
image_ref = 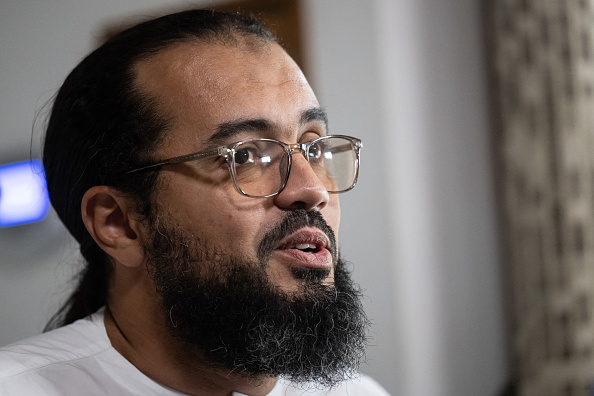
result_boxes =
[81,38,341,396]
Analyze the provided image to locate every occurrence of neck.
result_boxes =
[105,291,277,396]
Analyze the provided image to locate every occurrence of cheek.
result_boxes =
[158,177,269,253]
[153,173,342,260]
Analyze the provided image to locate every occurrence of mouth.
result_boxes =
[273,227,333,270]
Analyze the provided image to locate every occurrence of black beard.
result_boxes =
[145,209,369,388]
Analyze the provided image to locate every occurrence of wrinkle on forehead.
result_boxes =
[132,39,318,154]
[134,40,309,108]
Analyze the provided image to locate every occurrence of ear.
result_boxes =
[81,186,145,268]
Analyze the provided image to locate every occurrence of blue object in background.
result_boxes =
[0,160,50,227]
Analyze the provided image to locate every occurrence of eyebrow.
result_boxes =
[300,107,328,127]
[207,106,328,146]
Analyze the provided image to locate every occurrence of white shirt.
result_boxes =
[0,309,390,395]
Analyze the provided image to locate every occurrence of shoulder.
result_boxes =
[276,374,391,396]
[0,309,108,375]
[0,310,110,392]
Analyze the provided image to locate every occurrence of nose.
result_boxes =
[273,151,329,211]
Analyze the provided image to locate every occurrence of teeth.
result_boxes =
[294,243,315,250]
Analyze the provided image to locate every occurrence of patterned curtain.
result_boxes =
[488,1,594,395]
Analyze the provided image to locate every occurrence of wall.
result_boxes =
[303,1,509,394]
[0,0,508,394]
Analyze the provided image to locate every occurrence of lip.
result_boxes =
[273,227,333,269]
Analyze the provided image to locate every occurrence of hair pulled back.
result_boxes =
[43,9,275,329]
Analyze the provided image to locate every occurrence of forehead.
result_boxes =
[133,40,320,152]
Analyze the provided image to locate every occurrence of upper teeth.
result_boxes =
[294,243,316,250]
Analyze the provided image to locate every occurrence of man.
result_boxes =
[0,9,389,396]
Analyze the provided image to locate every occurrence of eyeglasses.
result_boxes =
[127,135,362,198]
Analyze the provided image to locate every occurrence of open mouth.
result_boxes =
[288,243,321,254]
[274,228,333,270]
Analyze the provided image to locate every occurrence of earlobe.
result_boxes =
[81,186,144,268]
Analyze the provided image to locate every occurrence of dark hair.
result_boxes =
[43,9,275,330]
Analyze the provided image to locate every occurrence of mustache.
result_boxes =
[257,209,337,264]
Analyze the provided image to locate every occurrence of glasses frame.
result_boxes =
[127,134,362,198]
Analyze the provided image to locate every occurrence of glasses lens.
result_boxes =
[308,137,358,193]
[232,140,288,197]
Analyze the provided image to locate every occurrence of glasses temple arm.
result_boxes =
[126,147,221,174]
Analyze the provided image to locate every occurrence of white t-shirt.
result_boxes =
[0,309,390,395]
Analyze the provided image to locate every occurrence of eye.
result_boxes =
[234,146,258,165]
[308,142,324,160]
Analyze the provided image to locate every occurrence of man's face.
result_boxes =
[134,40,341,293]
[130,40,368,385]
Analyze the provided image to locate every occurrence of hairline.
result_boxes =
[125,35,283,166]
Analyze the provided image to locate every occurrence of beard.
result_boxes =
[144,209,369,388]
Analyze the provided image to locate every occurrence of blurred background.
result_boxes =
[8,0,588,395]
